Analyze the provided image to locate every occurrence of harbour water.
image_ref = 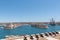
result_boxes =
[0,25,60,39]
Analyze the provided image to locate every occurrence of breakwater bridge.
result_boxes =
[0,22,48,29]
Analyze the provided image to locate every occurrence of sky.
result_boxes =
[0,0,60,22]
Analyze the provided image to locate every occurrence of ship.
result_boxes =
[49,18,56,26]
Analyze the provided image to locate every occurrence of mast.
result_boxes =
[50,18,55,26]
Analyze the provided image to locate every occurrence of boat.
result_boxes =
[49,18,56,26]
[38,24,48,28]
[31,24,48,28]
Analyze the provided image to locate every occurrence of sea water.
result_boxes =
[0,25,60,39]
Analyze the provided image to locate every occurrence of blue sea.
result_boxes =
[0,25,60,39]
